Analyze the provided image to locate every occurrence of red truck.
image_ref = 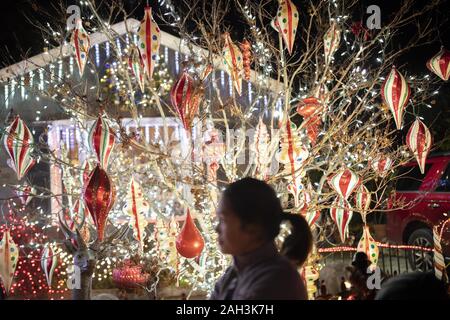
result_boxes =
[386,153,450,271]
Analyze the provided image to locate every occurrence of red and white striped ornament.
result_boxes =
[3,116,35,180]
[138,6,161,80]
[371,154,393,178]
[88,116,116,169]
[222,32,243,95]
[406,119,432,174]
[71,19,91,77]
[330,198,353,243]
[328,168,361,200]
[426,47,450,81]
[271,0,299,55]
[123,178,149,255]
[128,46,146,92]
[170,72,198,131]
[433,225,448,282]
[324,21,341,64]
[354,184,371,223]
[381,66,411,130]
[41,243,58,288]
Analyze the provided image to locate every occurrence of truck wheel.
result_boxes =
[407,228,434,272]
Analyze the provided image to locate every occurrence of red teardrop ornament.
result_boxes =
[176,209,205,258]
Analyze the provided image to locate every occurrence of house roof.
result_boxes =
[0,18,281,92]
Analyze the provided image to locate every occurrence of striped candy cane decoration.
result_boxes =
[71,19,91,77]
[328,168,361,200]
[138,6,161,80]
[406,119,432,174]
[330,198,353,243]
[381,66,411,130]
[426,47,450,81]
[272,0,299,55]
[324,21,341,64]
[3,116,35,180]
[88,116,116,169]
[222,32,243,95]
[433,225,448,282]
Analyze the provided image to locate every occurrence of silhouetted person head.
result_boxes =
[375,271,449,300]
[216,177,313,267]
[352,252,371,274]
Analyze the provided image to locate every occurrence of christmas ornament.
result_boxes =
[112,260,150,289]
[328,168,361,200]
[83,165,115,241]
[357,225,379,270]
[406,119,432,174]
[433,225,448,282]
[0,229,19,294]
[176,209,204,258]
[354,184,371,223]
[271,0,299,55]
[3,116,35,180]
[128,46,146,92]
[252,118,271,178]
[71,19,91,77]
[324,21,341,64]
[240,39,252,81]
[296,97,322,145]
[138,6,161,79]
[202,124,225,182]
[381,66,410,130]
[330,198,353,243]
[426,47,450,81]
[170,72,201,131]
[371,154,393,178]
[123,178,149,254]
[88,116,116,169]
[15,184,35,207]
[40,243,58,288]
[222,32,243,95]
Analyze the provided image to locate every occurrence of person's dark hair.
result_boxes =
[351,252,371,274]
[375,271,449,300]
[223,177,313,266]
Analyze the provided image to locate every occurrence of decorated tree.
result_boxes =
[1,0,449,299]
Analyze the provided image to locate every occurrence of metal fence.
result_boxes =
[318,244,434,276]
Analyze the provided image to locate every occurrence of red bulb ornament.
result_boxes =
[176,210,205,258]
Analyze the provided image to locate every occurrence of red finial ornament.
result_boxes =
[176,209,205,258]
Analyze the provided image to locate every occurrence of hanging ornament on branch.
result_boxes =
[15,184,35,207]
[170,72,202,132]
[83,165,116,241]
[371,154,393,178]
[138,6,161,80]
[357,225,379,270]
[3,116,35,181]
[330,198,353,243]
[426,47,450,81]
[128,46,146,92]
[354,184,371,224]
[88,116,116,170]
[123,178,149,254]
[176,209,205,258]
[271,0,299,55]
[381,66,410,130]
[0,229,19,295]
[40,243,58,288]
[406,118,432,174]
[323,21,341,65]
[71,19,91,77]
[240,39,252,81]
[327,168,361,200]
[296,97,323,145]
[222,32,243,95]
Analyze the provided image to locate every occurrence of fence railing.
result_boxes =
[318,243,434,276]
